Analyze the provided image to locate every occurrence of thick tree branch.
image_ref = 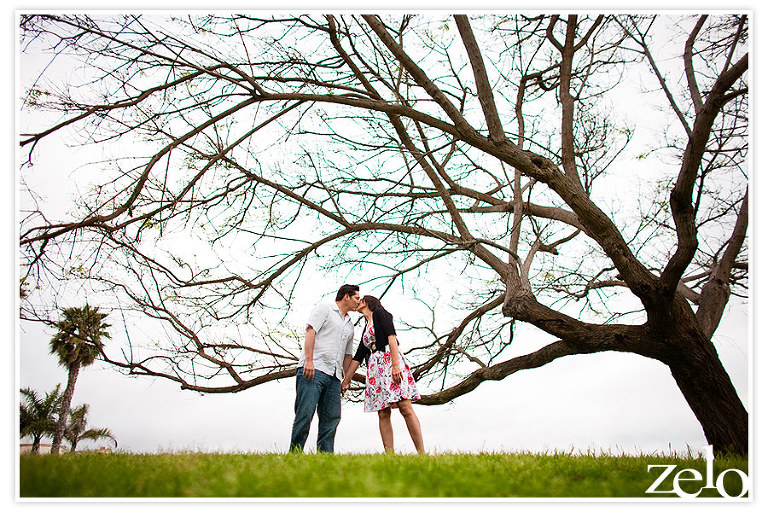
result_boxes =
[684,16,708,115]
[420,323,647,405]
[411,295,505,379]
[556,15,582,188]
[660,53,748,298]
[362,15,478,139]
[454,15,506,142]
[696,189,748,338]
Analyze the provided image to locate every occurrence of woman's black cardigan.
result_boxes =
[352,307,397,364]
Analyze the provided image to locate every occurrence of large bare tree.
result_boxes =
[19,13,748,455]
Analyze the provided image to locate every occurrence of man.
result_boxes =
[289,284,360,453]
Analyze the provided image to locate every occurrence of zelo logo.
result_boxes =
[646,446,749,498]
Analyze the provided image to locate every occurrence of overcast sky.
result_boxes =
[10,0,761,470]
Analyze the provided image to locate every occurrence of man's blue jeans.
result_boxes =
[289,368,342,453]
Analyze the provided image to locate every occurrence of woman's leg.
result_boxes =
[396,400,425,454]
[377,407,394,452]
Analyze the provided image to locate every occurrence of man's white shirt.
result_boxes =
[299,301,356,380]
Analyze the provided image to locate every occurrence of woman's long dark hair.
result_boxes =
[362,295,382,312]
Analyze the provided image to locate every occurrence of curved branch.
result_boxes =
[411,294,505,379]
[684,16,708,115]
[419,323,647,405]
[696,188,748,338]
[102,350,298,393]
[660,53,748,298]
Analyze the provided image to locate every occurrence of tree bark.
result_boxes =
[696,190,749,338]
[664,330,748,456]
[50,363,80,455]
[454,15,505,142]
[31,436,41,454]
[499,286,748,456]
[646,293,749,457]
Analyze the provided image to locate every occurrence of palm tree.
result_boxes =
[64,404,117,452]
[20,385,62,454]
[49,304,111,454]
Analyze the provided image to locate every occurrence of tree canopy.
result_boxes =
[19,13,749,454]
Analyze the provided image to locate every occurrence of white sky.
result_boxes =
[7,1,766,509]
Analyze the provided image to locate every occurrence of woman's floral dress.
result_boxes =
[362,321,420,412]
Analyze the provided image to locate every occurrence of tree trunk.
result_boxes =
[50,364,80,455]
[504,288,748,457]
[664,330,748,457]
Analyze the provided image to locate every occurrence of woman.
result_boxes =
[342,295,425,454]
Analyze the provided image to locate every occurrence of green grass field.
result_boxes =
[19,451,749,499]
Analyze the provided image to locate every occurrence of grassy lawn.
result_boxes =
[19,451,749,499]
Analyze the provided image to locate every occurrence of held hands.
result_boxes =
[341,359,360,396]
[341,378,350,395]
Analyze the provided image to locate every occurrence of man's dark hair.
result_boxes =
[335,284,360,301]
